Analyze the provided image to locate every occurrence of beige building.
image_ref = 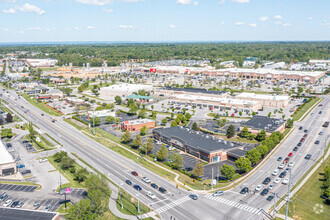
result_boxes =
[236,93,290,108]
[0,142,16,177]
[154,87,229,98]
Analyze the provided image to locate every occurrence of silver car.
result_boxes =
[212,190,224,197]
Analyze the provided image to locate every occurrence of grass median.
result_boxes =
[116,189,151,216]
[292,97,321,121]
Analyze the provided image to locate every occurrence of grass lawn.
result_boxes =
[21,93,63,116]
[23,135,55,151]
[81,93,105,101]
[56,202,73,214]
[292,97,321,121]
[116,189,151,216]
[223,136,259,144]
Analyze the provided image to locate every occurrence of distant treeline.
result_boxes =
[0,42,329,67]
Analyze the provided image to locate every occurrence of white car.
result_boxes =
[212,190,224,197]
[278,164,285,169]
[146,191,156,200]
[3,199,12,207]
[255,185,263,191]
[39,158,48,163]
[282,178,289,185]
[274,178,281,184]
[142,177,151,183]
[288,161,295,167]
[268,184,275,190]
[272,169,279,176]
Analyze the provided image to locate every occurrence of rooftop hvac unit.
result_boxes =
[206,135,209,138]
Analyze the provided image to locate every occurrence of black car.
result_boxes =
[11,201,19,208]
[133,185,142,191]
[297,142,302,147]
[279,171,287,178]
[262,177,271,185]
[304,129,308,133]
[125,180,132,185]
[319,111,322,114]
[293,146,299,151]
[315,140,320,144]
[159,187,167,194]
[305,154,312,160]
[299,126,303,130]
[151,183,159,189]
[266,195,274,201]
[240,187,249,194]
[6,143,12,148]
[21,169,31,175]
[261,188,269,196]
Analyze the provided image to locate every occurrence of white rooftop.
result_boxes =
[102,83,153,93]
[173,94,259,105]
[236,92,290,101]
[0,141,14,164]
[124,119,154,125]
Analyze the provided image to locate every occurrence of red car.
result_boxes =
[284,157,290,163]
[303,134,308,138]
[300,138,305,142]
[131,171,138,176]
[288,152,293,157]
[319,104,323,107]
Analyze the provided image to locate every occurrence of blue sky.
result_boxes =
[0,0,329,42]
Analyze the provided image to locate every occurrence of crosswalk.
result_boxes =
[204,194,261,215]
[154,196,191,214]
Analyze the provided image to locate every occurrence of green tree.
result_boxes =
[235,157,252,173]
[216,118,227,127]
[255,129,267,142]
[53,151,67,163]
[161,118,168,124]
[105,116,115,124]
[121,130,132,143]
[192,122,199,131]
[61,87,73,96]
[140,125,148,136]
[60,157,75,170]
[256,145,269,157]
[226,125,236,138]
[157,145,169,161]
[131,134,142,148]
[220,164,235,180]
[138,110,147,119]
[144,138,154,156]
[241,126,249,138]
[297,87,303,95]
[168,152,184,170]
[239,111,242,116]
[171,121,178,127]
[245,148,261,164]
[252,111,256,116]
[267,112,272,118]
[66,199,96,220]
[74,168,88,183]
[192,161,204,178]
[28,122,36,139]
[286,118,293,128]
[185,112,192,120]
[1,128,13,138]
[91,117,101,126]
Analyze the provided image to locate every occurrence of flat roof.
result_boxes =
[153,126,241,153]
[236,92,290,101]
[126,94,153,100]
[242,115,285,132]
[0,207,58,220]
[124,119,154,125]
[161,87,228,96]
[172,94,259,105]
[0,141,14,164]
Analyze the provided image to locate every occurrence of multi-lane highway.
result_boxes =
[1,88,329,220]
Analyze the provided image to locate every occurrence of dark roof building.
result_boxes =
[241,115,286,134]
[0,207,59,220]
[153,126,244,163]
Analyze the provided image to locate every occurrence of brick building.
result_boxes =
[121,119,155,131]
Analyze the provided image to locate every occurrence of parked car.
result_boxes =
[267,195,274,201]
[261,188,269,196]
[268,184,275,190]
[262,177,271,185]
[279,172,287,178]
[299,126,303,130]
[293,146,299,151]
[21,169,31,175]
[189,194,198,200]
[300,138,305,142]
[315,140,320,144]
[212,190,224,197]
[131,171,138,176]
[272,169,279,176]
[0,193,8,202]
[33,202,41,209]
[284,157,290,164]
[16,201,24,208]
[11,201,19,208]
[285,168,291,173]
[240,187,249,194]
[282,178,289,185]
[159,187,167,194]
[39,158,48,163]
[45,205,52,212]
[16,164,25,168]
[319,131,324,135]
[288,152,293,157]
[297,142,302,146]
[133,185,142,191]
[142,177,151,183]
[125,180,132,185]
[3,199,12,207]
[277,157,283,161]
[146,191,156,200]
[305,154,312,160]
[304,129,308,133]
[278,164,285,169]
[255,185,263,191]
[288,161,295,167]
[274,178,281,184]
[151,183,158,189]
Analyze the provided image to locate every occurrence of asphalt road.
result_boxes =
[2,88,328,220]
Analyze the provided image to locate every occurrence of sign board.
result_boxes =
[36,137,41,142]
[65,187,71,194]
[211,179,217,186]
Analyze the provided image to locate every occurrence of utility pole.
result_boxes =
[211,167,214,190]
[285,169,292,220]
[137,190,140,213]
[273,192,276,218]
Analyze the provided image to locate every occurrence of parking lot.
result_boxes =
[0,184,37,192]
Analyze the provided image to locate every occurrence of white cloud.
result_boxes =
[219,0,225,5]
[87,25,95,29]
[274,15,282,20]
[118,25,135,29]
[259,16,269,22]
[0,28,9,32]
[220,21,225,25]
[248,23,257,27]
[75,0,112,5]
[193,1,198,5]
[27,27,42,31]
[73,27,79,30]
[320,22,330,26]
[282,23,291,27]
[103,8,114,13]
[65,28,71,31]
[275,21,282,25]
[0,0,18,2]
[19,3,45,15]
[176,0,191,5]
[19,30,24,34]
[3,8,16,14]
[169,24,178,29]
[232,0,249,3]
[307,17,313,21]
[234,22,244,25]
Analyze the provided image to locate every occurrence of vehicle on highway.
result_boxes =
[255,185,263,191]
[305,154,312,160]
[274,178,281,184]
[17,164,25,168]
[279,171,287,178]
[133,185,142,191]
[33,202,41,209]
[11,201,19,208]
[288,161,295,167]
[323,122,329,127]
[159,187,167,194]
[304,129,308,133]
[315,140,320,144]
[0,193,8,202]
[277,157,283,161]
[266,195,274,201]
[288,152,293,157]
[282,178,289,185]
[300,138,305,142]
[272,169,279,176]
[299,126,303,130]
[319,111,322,114]
[303,134,308,138]
[262,177,271,185]
[268,184,275,190]
[261,188,269,196]
[284,157,290,164]
[21,169,31,175]
[3,199,12,207]
[189,194,198,200]
[151,183,158,189]
[16,201,24,208]
[41,113,44,116]
[39,158,48,163]
[285,168,291,173]
[319,131,324,135]
[146,191,156,200]
[297,142,302,146]
[278,164,285,169]
[240,187,249,194]
[142,177,151,183]
[319,104,323,107]
[45,205,52,212]
[131,171,138,176]
[125,180,132,185]
[212,190,224,197]
[293,146,299,151]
